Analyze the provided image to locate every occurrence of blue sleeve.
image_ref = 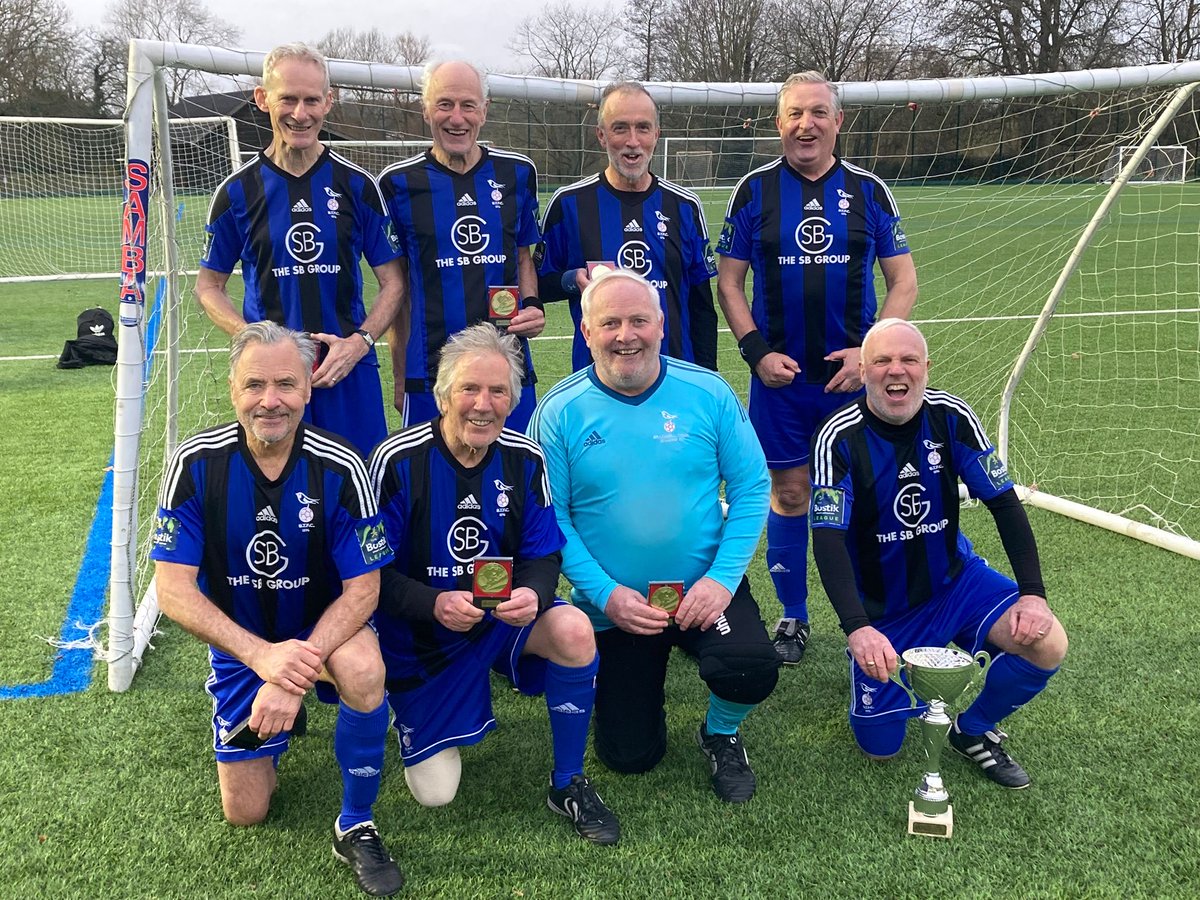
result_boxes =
[149,457,205,565]
[707,383,769,592]
[359,176,403,267]
[330,462,394,578]
[536,193,577,281]
[688,203,718,282]
[810,434,855,532]
[519,451,566,559]
[950,405,1013,502]
[518,164,541,248]
[716,181,754,261]
[200,187,243,274]
[378,173,410,261]
[871,184,910,259]
[529,397,619,611]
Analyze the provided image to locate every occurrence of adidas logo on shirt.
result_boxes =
[291,198,312,213]
[256,506,278,523]
[898,463,920,479]
[623,220,642,232]
[804,198,822,211]
[456,193,476,206]
[457,494,481,510]
[583,430,606,448]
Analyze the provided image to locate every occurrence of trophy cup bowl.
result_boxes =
[889,645,991,839]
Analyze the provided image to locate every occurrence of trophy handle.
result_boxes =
[888,666,919,709]
[970,649,992,687]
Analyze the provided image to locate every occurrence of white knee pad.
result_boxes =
[404,747,462,807]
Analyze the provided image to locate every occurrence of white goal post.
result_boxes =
[111,40,1200,689]
[1103,143,1191,183]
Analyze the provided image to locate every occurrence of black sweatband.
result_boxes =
[522,295,544,312]
[737,330,772,370]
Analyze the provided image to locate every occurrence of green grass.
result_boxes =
[2,185,1199,897]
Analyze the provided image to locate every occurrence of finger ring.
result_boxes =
[866,661,877,667]
[1037,630,1046,636]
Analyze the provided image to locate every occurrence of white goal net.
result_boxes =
[110,41,1200,689]
[0,116,240,283]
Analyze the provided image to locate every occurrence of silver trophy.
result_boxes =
[890,645,991,838]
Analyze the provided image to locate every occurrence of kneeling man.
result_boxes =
[153,322,402,897]
[368,323,620,844]
[811,318,1068,787]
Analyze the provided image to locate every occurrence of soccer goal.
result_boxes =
[112,40,1200,690]
[1103,144,1191,183]
[0,115,240,283]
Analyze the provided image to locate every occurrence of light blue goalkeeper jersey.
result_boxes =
[529,357,770,630]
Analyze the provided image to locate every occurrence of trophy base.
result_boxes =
[907,801,954,839]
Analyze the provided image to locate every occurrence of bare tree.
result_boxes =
[101,0,240,104]
[624,0,672,80]
[1130,0,1200,61]
[0,0,87,115]
[316,26,430,66]
[507,1,627,80]
[766,0,926,82]
[932,0,1132,74]
[655,0,776,81]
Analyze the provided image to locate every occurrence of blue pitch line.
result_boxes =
[0,462,112,699]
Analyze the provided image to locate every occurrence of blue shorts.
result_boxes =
[402,386,536,435]
[387,606,559,766]
[848,556,1018,758]
[308,360,388,458]
[205,645,340,764]
[749,379,862,469]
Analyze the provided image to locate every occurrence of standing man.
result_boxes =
[536,81,719,372]
[196,43,404,458]
[811,318,1067,785]
[151,323,403,897]
[368,324,620,845]
[530,271,778,803]
[717,71,918,664]
[379,60,544,432]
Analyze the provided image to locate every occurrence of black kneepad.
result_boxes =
[698,642,780,705]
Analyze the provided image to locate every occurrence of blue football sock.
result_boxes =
[334,699,389,833]
[767,511,809,621]
[545,653,599,790]
[705,692,756,736]
[957,653,1058,736]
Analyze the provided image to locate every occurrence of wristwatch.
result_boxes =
[354,328,375,348]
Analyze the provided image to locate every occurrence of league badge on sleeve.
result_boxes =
[981,451,1011,491]
[473,557,513,609]
[716,221,735,255]
[152,513,180,551]
[356,521,392,566]
[811,487,848,526]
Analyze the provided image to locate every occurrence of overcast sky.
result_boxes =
[63,0,557,70]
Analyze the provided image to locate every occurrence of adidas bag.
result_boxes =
[57,307,117,369]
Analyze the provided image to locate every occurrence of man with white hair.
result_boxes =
[810,318,1067,787]
[197,43,404,458]
[379,60,544,431]
[369,323,620,845]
